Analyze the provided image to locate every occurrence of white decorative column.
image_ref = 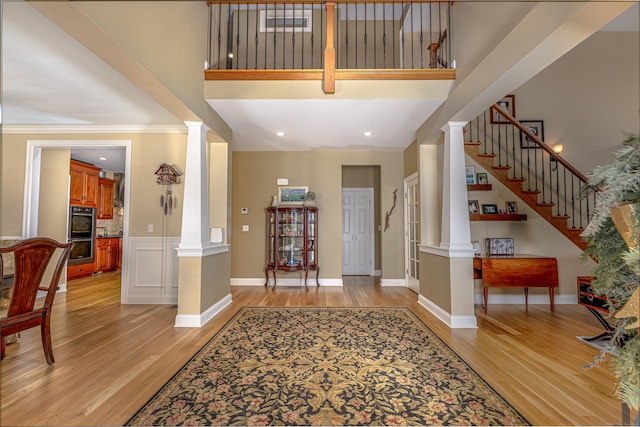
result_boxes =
[177,121,214,256]
[440,121,474,256]
[418,122,477,329]
[175,121,232,328]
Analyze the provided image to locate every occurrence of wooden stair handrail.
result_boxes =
[491,103,589,183]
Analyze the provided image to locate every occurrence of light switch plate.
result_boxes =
[241,207,248,214]
[242,225,249,232]
[277,178,289,186]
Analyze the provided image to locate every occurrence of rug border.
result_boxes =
[125,306,530,426]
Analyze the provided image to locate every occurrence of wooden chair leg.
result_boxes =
[41,320,55,365]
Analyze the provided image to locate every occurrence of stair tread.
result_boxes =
[552,215,571,219]
[507,178,526,182]
[464,141,481,145]
[478,153,496,158]
[492,166,511,170]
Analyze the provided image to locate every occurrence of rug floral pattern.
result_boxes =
[127,307,528,426]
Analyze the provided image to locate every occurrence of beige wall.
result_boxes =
[404,140,418,178]
[38,149,71,243]
[231,150,404,280]
[513,31,640,174]
[1,133,187,239]
[209,143,230,243]
[420,252,451,311]
[201,251,231,312]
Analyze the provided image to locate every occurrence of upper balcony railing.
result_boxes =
[205,0,455,93]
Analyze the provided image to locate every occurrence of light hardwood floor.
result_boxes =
[0,271,636,426]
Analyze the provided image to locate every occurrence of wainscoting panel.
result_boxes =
[124,237,180,304]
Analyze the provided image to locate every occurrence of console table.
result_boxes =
[473,254,559,313]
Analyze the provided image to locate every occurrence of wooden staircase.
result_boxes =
[463,103,595,252]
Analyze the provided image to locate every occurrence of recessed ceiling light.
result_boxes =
[276,131,286,137]
[99,157,107,161]
[364,131,373,137]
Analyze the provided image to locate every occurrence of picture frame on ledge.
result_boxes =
[506,201,518,214]
[468,200,480,214]
[476,172,489,185]
[278,186,308,205]
[490,95,515,124]
[520,120,544,149]
[482,204,499,214]
[485,238,515,256]
[465,166,476,184]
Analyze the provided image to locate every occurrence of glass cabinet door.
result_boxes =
[266,208,276,266]
[278,208,304,267]
[306,207,317,267]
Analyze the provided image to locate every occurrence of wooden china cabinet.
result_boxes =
[265,206,319,287]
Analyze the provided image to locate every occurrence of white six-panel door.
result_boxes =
[342,188,373,275]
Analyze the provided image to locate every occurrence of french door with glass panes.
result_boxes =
[405,174,419,293]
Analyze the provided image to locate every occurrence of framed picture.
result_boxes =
[278,186,308,205]
[465,166,476,184]
[490,95,515,124]
[476,172,488,185]
[506,201,518,214]
[520,120,544,149]
[468,200,480,214]
[482,204,499,214]
[485,238,515,255]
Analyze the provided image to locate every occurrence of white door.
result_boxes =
[342,188,373,275]
[405,174,420,293]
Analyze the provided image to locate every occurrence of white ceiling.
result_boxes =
[2,2,638,167]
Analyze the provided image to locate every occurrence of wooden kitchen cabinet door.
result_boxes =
[98,178,115,219]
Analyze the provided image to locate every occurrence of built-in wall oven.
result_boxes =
[68,206,96,266]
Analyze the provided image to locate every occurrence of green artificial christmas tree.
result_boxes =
[581,132,639,415]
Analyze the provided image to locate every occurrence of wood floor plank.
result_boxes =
[1,271,636,426]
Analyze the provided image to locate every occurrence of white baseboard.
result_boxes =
[174,293,232,328]
[231,277,343,287]
[418,294,478,329]
[231,278,267,286]
[379,278,406,287]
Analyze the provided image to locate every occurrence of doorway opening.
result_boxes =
[341,165,381,277]
[23,140,131,302]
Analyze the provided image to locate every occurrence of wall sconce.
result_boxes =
[551,144,564,170]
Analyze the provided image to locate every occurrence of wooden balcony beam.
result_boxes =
[204,68,455,81]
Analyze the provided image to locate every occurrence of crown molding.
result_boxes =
[1,124,187,134]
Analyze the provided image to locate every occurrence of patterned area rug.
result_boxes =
[127,307,528,426]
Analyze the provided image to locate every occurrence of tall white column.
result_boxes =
[177,121,213,256]
[440,121,473,256]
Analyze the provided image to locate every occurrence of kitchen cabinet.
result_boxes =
[70,160,99,208]
[95,238,121,272]
[67,263,94,280]
[98,178,115,219]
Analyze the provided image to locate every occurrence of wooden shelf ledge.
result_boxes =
[467,184,492,191]
[470,213,527,221]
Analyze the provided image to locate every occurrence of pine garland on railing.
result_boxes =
[580,132,639,413]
